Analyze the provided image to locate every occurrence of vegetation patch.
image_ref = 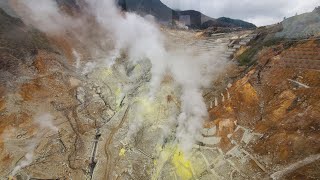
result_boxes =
[238,36,298,66]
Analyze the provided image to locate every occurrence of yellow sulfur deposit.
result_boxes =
[152,145,174,180]
[103,68,113,77]
[119,148,126,156]
[115,86,124,109]
[172,150,192,179]
[115,87,122,98]
[152,144,194,180]
[135,64,142,72]
[138,97,154,113]
[172,149,193,180]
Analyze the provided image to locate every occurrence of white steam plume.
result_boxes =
[124,104,144,144]
[10,113,58,176]
[72,49,82,69]
[34,113,59,133]
[85,0,228,152]
[14,0,229,153]
[10,141,36,177]
[11,0,79,34]
[85,0,168,95]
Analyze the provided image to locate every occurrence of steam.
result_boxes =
[11,141,36,176]
[12,0,229,153]
[34,113,59,133]
[11,0,78,34]
[85,0,168,94]
[72,49,81,69]
[124,104,144,144]
[10,113,58,176]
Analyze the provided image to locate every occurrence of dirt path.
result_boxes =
[103,106,130,180]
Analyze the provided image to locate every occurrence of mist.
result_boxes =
[10,113,58,176]
[11,0,77,34]
[12,0,229,153]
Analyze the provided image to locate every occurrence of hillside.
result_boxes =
[117,0,256,29]
[275,8,320,39]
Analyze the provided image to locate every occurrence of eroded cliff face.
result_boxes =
[205,39,320,179]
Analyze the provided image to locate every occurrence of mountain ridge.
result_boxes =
[117,0,256,29]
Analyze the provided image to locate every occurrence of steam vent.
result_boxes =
[0,0,319,180]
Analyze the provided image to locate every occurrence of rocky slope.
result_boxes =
[204,38,320,179]
[276,7,320,39]
[0,3,319,180]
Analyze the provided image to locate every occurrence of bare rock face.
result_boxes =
[76,87,86,104]
[205,39,320,180]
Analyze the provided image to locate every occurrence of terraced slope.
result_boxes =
[278,41,320,70]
